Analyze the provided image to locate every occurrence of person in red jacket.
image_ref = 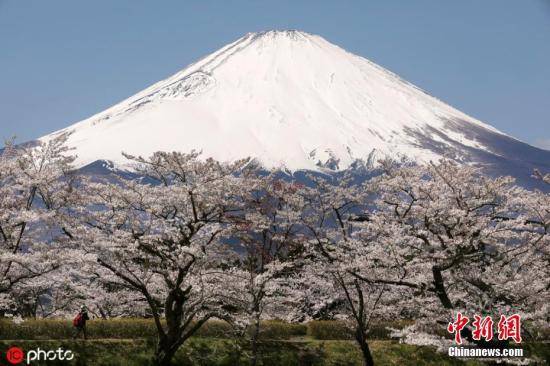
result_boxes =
[72,305,90,340]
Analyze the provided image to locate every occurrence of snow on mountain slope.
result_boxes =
[41,30,549,180]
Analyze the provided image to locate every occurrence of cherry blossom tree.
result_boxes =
[217,174,306,366]
[292,173,411,366]
[8,271,81,318]
[0,134,77,313]
[73,151,249,366]
[364,160,549,348]
[519,169,550,338]
[293,162,548,364]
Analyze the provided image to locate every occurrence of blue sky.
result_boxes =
[1,0,549,149]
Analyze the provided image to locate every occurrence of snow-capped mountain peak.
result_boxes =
[42,30,549,185]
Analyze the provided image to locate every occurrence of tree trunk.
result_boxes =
[98,307,108,320]
[154,338,180,366]
[430,267,510,349]
[154,288,186,365]
[355,327,374,366]
[432,266,453,309]
[250,315,261,366]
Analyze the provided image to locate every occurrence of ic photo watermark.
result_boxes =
[5,346,74,365]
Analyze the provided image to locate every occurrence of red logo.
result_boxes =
[448,313,523,344]
[6,346,24,364]
[498,314,522,343]
[472,315,494,341]
[447,311,469,344]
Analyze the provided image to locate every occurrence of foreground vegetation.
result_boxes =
[0,338,504,366]
[2,338,548,366]
[1,319,548,365]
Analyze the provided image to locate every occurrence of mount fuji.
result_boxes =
[40,30,549,187]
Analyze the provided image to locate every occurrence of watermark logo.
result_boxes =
[472,315,494,341]
[4,346,74,364]
[6,347,24,365]
[447,312,522,344]
[447,312,524,359]
[448,346,523,358]
[497,314,522,343]
[447,311,470,344]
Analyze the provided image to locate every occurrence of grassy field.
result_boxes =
[0,338,497,366]
[0,319,547,365]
